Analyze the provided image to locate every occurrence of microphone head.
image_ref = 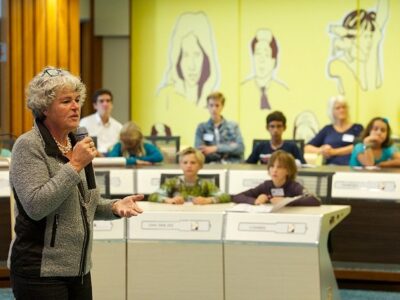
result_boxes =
[75,127,88,141]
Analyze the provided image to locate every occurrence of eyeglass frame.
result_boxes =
[41,68,63,77]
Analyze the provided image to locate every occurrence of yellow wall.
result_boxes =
[131,0,400,156]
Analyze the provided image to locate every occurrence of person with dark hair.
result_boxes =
[246,111,306,165]
[195,92,244,163]
[241,28,288,110]
[349,117,400,167]
[8,67,143,299]
[234,150,320,206]
[157,12,220,108]
[80,88,122,155]
[327,0,389,93]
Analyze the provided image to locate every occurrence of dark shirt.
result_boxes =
[233,180,320,206]
[307,124,363,165]
[246,141,306,164]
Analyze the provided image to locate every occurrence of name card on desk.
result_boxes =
[93,219,126,240]
[332,172,400,200]
[224,213,320,244]
[228,170,269,195]
[128,211,225,241]
[0,170,10,197]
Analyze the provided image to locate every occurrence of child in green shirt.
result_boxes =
[149,147,230,204]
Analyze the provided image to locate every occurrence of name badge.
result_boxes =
[342,134,355,143]
[271,188,284,197]
[203,133,214,142]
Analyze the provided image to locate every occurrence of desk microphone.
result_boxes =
[75,127,96,190]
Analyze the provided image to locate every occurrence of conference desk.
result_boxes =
[126,202,349,300]
[329,167,400,287]
[91,163,400,290]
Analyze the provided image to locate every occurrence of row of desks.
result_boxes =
[90,163,400,200]
[92,202,349,300]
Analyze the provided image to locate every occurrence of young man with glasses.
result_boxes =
[80,89,123,155]
[246,111,306,165]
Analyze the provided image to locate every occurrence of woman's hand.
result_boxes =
[165,196,185,205]
[69,137,97,172]
[320,144,333,158]
[254,194,269,205]
[112,194,144,218]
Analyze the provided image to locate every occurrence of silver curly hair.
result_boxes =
[26,66,86,119]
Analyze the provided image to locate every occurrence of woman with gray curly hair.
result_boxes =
[9,66,143,299]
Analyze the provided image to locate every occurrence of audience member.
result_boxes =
[148,147,230,204]
[108,121,163,165]
[350,117,400,167]
[195,92,244,163]
[305,95,363,165]
[246,111,306,165]
[80,89,122,155]
[234,150,320,206]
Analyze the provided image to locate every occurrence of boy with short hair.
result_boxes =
[148,147,231,204]
[195,92,244,163]
[246,111,306,164]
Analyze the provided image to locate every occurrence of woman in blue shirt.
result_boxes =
[350,117,400,167]
[109,121,163,165]
[305,96,363,165]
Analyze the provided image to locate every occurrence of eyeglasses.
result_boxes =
[42,68,63,77]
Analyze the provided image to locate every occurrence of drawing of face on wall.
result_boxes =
[327,0,389,94]
[242,29,287,110]
[157,12,220,108]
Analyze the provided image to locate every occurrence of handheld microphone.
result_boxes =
[75,127,96,190]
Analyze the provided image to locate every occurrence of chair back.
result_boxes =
[145,136,180,163]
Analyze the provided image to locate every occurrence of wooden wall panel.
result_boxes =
[46,0,57,67]
[7,0,81,136]
[34,0,47,72]
[69,0,80,75]
[58,0,69,69]
[10,0,23,135]
[22,0,34,129]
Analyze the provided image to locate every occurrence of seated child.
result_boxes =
[108,121,163,165]
[234,150,320,206]
[148,147,231,204]
[349,117,400,167]
[246,111,306,165]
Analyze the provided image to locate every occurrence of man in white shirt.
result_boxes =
[80,89,123,155]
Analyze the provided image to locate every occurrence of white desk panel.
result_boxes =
[332,171,400,200]
[228,169,269,194]
[225,212,321,244]
[109,169,135,195]
[0,170,10,197]
[129,211,225,241]
[93,219,125,240]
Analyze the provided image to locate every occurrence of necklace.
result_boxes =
[54,136,72,155]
